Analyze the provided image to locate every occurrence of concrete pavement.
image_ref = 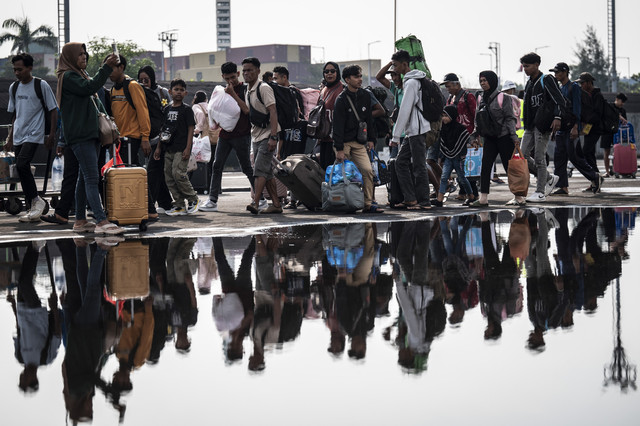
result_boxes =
[1,164,639,243]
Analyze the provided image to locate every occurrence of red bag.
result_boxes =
[101,142,123,176]
[507,143,530,196]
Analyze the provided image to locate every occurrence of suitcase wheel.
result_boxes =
[615,173,620,179]
[6,197,23,215]
[139,223,148,232]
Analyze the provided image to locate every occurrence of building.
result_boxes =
[216,1,231,50]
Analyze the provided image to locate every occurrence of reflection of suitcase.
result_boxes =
[104,141,149,230]
[107,240,149,300]
[275,154,323,211]
[613,141,637,177]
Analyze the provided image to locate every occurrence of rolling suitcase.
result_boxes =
[189,161,210,194]
[274,154,324,211]
[613,135,637,178]
[104,140,149,231]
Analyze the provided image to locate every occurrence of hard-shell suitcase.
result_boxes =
[104,141,149,231]
[613,141,637,177]
[190,161,210,194]
[250,151,288,202]
[394,35,432,78]
[275,154,324,211]
[107,240,150,300]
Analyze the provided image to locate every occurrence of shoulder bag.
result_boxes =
[91,96,119,147]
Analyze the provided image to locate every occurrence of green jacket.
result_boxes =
[60,64,112,145]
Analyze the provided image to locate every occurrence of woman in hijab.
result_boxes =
[314,61,344,170]
[56,42,124,234]
[137,65,171,107]
[469,70,521,207]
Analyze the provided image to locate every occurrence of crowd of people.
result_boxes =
[4,206,631,421]
[3,44,632,229]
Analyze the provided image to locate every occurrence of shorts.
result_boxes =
[600,134,613,150]
[252,138,275,179]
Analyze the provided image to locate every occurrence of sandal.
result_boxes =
[94,222,125,235]
[468,200,489,208]
[363,205,384,214]
[41,213,69,225]
[73,221,97,233]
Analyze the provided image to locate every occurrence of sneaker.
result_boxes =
[31,196,46,217]
[526,192,546,203]
[258,199,268,210]
[261,205,283,214]
[186,199,200,214]
[166,206,187,216]
[283,201,298,210]
[94,222,125,235]
[581,185,594,193]
[19,212,40,223]
[156,207,167,215]
[544,175,560,197]
[592,175,604,194]
[545,210,560,229]
[199,200,218,212]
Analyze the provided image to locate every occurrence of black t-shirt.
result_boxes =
[162,103,196,153]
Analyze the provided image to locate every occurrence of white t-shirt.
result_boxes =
[7,78,58,145]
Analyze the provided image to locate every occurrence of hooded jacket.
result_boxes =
[391,69,431,142]
[473,89,519,141]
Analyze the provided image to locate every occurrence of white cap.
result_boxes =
[501,80,517,91]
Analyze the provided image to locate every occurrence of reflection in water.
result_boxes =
[0,207,638,423]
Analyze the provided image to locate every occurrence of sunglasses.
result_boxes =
[323,69,337,74]
[139,77,150,83]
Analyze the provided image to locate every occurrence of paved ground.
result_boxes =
[1,161,639,243]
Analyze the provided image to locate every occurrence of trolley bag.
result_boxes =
[274,154,324,211]
[394,35,432,77]
[106,240,150,300]
[104,140,149,230]
[613,140,637,177]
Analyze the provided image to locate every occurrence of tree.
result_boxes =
[86,37,156,78]
[0,17,57,53]
[572,25,610,90]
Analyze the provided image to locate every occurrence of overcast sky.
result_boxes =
[2,0,638,87]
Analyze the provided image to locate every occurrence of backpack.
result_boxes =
[418,77,445,122]
[475,92,502,138]
[255,81,299,130]
[535,74,575,132]
[601,101,620,135]
[121,78,164,139]
[366,86,391,138]
[11,77,53,135]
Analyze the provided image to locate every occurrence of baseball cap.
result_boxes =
[549,62,570,73]
[501,80,517,91]
[576,72,595,83]
[440,72,459,85]
[385,65,397,74]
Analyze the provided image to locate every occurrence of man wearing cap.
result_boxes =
[519,52,565,203]
[576,72,606,188]
[442,72,478,198]
[550,63,602,195]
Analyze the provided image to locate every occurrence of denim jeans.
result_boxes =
[71,140,106,223]
[439,156,473,195]
[208,135,254,202]
[14,142,40,202]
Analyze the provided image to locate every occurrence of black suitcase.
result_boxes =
[274,154,324,211]
[189,162,210,194]
[387,158,404,207]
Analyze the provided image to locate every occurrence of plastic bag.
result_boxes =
[325,160,363,185]
[192,135,212,163]
[208,85,241,132]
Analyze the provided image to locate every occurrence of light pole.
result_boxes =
[159,30,179,81]
[368,40,381,86]
[488,42,500,79]
[534,45,549,53]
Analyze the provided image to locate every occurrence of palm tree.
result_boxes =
[0,17,57,53]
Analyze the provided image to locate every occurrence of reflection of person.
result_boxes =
[166,238,198,352]
[61,238,110,422]
[212,237,255,362]
[8,242,62,392]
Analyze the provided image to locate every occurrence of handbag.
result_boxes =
[507,142,530,196]
[91,96,119,147]
[192,135,212,163]
[345,94,368,143]
[370,149,391,186]
[322,161,364,212]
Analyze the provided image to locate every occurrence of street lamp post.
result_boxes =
[368,40,381,86]
[159,30,179,81]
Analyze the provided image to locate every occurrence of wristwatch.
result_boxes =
[269,134,278,141]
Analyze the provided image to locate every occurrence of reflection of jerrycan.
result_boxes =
[107,240,149,300]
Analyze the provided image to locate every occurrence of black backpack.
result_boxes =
[601,101,620,135]
[256,81,299,130]
[11,77,53,135]
[121,78,164,139]
[417,77,445,122]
